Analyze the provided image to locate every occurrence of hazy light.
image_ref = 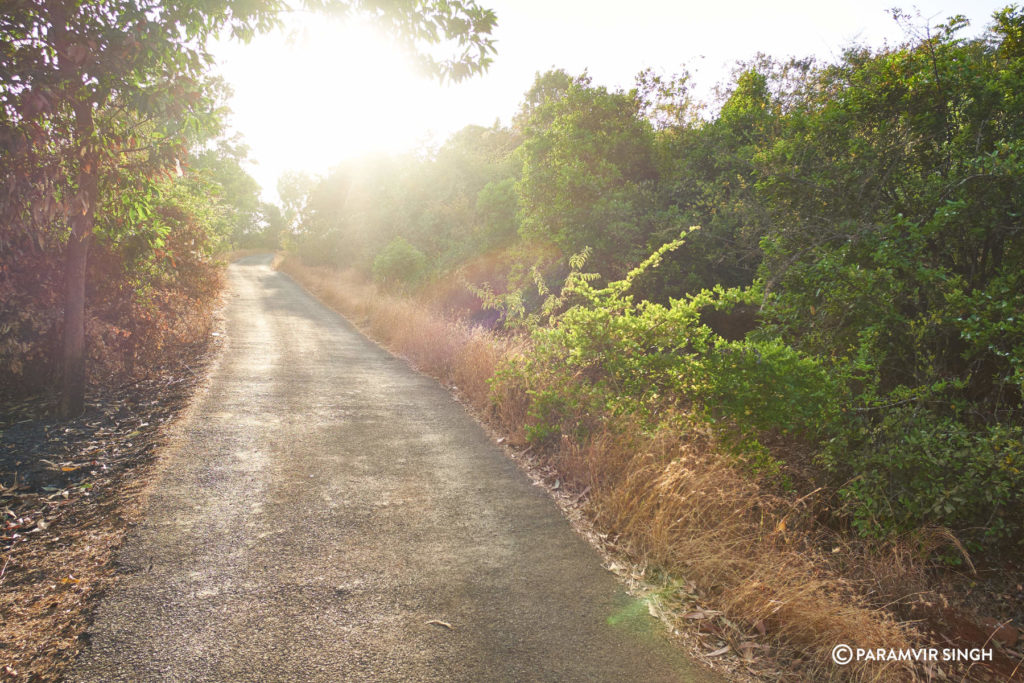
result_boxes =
[212,0,1010,201]
[213,16,464,199]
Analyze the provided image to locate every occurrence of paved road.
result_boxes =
[73,255,712,682]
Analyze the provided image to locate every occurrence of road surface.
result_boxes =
[72,255,712,682]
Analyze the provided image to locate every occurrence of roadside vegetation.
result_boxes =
[3,0,1021,678]
[281,8,1024,680]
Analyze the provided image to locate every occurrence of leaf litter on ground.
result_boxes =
[0,335,219,682]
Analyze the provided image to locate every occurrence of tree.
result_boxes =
[741,10,1024,541]
[404,123,518,264]
[516,74,658,274]
[513,68,574,129]
[475,177,518,249]
[277,169,317,233]
[639,64,784,300]
[192,138,263,246]
[373,236,428,289]
[1,0,277,416]
[256,202,288,250]
[1,0,497,416]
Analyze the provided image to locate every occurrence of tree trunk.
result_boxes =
[59,227,89,417]
[59,101,97,419]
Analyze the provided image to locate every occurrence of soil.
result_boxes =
[0,336,220,681]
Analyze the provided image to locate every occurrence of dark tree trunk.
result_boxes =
[59,227,90,417]
[59,101,97,419]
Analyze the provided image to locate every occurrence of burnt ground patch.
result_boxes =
[0,335,220,681]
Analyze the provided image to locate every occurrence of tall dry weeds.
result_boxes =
[566,424,914,680]
[276,260,520,401]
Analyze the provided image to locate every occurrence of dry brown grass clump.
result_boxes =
[277,256,941,681]
[556,424,916,680]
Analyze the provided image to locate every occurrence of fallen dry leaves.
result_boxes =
[0,337,219,681]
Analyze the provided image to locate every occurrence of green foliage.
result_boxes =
[747,11,1024,543]
[467,246,598,330]
[0,0,500,410]
[191,139,264,247]
[277,170,318,233]
[492,235,839,479]
[515,73,659,274]
[294,121,519,273]
[514,68,575,126]
[951,271,1024,396]
[475,178,519,249]
[0,150,242,395]
[341,0,499,82]
[832,409,1024,545]
[638,61,796,301]
[372,237,429,290]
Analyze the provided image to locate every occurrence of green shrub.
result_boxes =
[830,407,1024,547]
[372,237,429,290]
[491,237,840,477]
[475,178,519,249]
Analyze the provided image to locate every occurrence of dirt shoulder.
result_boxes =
[0,333,221,681]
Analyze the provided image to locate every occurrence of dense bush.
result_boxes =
[748,10,1024,544]
[830,408,1024,546]
[372,237,429,290]
[492,239,840,480]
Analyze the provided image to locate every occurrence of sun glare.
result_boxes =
[214,16,466,198]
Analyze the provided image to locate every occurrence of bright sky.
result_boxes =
[211,0,1011,202]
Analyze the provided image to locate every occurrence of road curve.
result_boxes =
[72,255,714,682]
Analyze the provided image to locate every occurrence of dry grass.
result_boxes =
[278,256,962,682]
[561,424,916,680]
[277,260,521,406]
